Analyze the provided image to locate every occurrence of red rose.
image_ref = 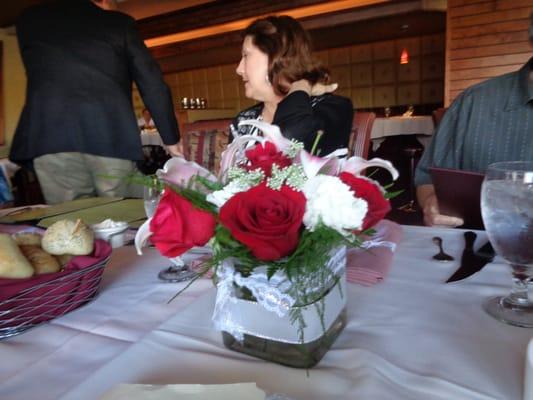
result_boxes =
[219,183,305,261]
[339,172,391,230]
[150,189,216,258]
[245,141,292,177]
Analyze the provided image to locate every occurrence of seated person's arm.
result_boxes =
[417,184,464,227]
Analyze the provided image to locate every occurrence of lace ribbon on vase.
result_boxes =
[212,247,347,342]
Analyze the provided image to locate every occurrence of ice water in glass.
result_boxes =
[481,161,533,327]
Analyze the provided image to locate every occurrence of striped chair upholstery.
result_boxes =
[182,119,232,174]
[348,111,376,159]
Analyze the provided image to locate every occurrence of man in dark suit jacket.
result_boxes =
[10,0,181,204]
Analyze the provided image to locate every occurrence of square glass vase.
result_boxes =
[221,267,347,369]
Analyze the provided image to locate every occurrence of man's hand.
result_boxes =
[165,142,184,158]
[417,184,464,227]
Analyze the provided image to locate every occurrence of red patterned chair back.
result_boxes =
[348,111,375,159]
[432,107,448,128]
[182,119,232,174]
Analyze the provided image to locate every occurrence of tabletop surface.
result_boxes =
[0,225,530,400]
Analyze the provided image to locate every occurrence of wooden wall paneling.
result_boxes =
[350,44,372,63]
[398,57,421,82]
[351,63,372,86]
[445,0,533,105]
[449,30,528,49]
[451,53,530,69]
[155,32,444,114]
[329,47,350,66]
[449,6,532,28]
[373,60,395,84]
[372,40,395,60]
[373,86,395,107]
[422,54,445,80]
[422,33,445,54]
[421,81,444,103]
[352,87,373,108]
[397,82,420,105]
[450,41,532,59]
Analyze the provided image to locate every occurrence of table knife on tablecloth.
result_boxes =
[445,231,496,283]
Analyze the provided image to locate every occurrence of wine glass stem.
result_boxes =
[506,268,531,307]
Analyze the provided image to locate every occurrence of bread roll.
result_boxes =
[42,219,94,256]
[0,234,34,278]
[55,254,74,266]
[19,245,61,274]
[12,232,42,246]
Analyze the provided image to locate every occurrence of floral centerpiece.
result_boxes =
[135,120,398,368]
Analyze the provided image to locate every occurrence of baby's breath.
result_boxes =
[286,140,304,158]
[228,167,264,187]
[267,164,307,190]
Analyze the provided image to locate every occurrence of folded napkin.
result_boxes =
[346,219,403,286]
[524,338,533,400]
[100,383,266,400]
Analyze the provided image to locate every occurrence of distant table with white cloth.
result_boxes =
[140,129,165,147]
[371,116,435,150]
[0,225,530,400]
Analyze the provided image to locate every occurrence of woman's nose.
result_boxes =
[236,59,244,76]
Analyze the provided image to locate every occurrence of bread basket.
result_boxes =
[0,240,112,339]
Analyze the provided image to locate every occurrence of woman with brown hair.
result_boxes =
[231,15,353,156]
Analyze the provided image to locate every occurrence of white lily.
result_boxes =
[219,133,265,180]
[237,119,294,155]
[134,218,153,255]
[156,157,216,192]
[340,156,399,180]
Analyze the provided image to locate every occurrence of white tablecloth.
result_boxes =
[371,116,434,139]
[371,116,435,151]
[140,130,164,147]
[1,226,531,400]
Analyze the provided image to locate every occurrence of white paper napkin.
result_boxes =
[99,383,266,400]
[524,337,533,400]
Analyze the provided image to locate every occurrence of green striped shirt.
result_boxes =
[415,57,533,186]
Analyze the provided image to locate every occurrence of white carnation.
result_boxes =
[302,175,368,235]
[206,180,250,208]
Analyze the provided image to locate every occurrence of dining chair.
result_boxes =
[432,107,448,128]
[182,119,232,174]
[348,111,376,159]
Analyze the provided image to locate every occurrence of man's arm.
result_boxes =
[417,184,464,227]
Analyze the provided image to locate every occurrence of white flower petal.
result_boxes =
[303,175,368,234]
[134,218,153,255]
[340,156,399,180]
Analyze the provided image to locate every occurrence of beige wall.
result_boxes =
[445,0,533,105]
[0,28,25,158]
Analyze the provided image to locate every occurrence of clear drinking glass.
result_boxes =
[143,184,197,283]
[481,161,533,327]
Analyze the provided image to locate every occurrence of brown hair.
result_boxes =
[244,15,329,96]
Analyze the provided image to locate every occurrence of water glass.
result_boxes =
[481,161,533,327]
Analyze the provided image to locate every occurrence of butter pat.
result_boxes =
[92,219,128,248]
